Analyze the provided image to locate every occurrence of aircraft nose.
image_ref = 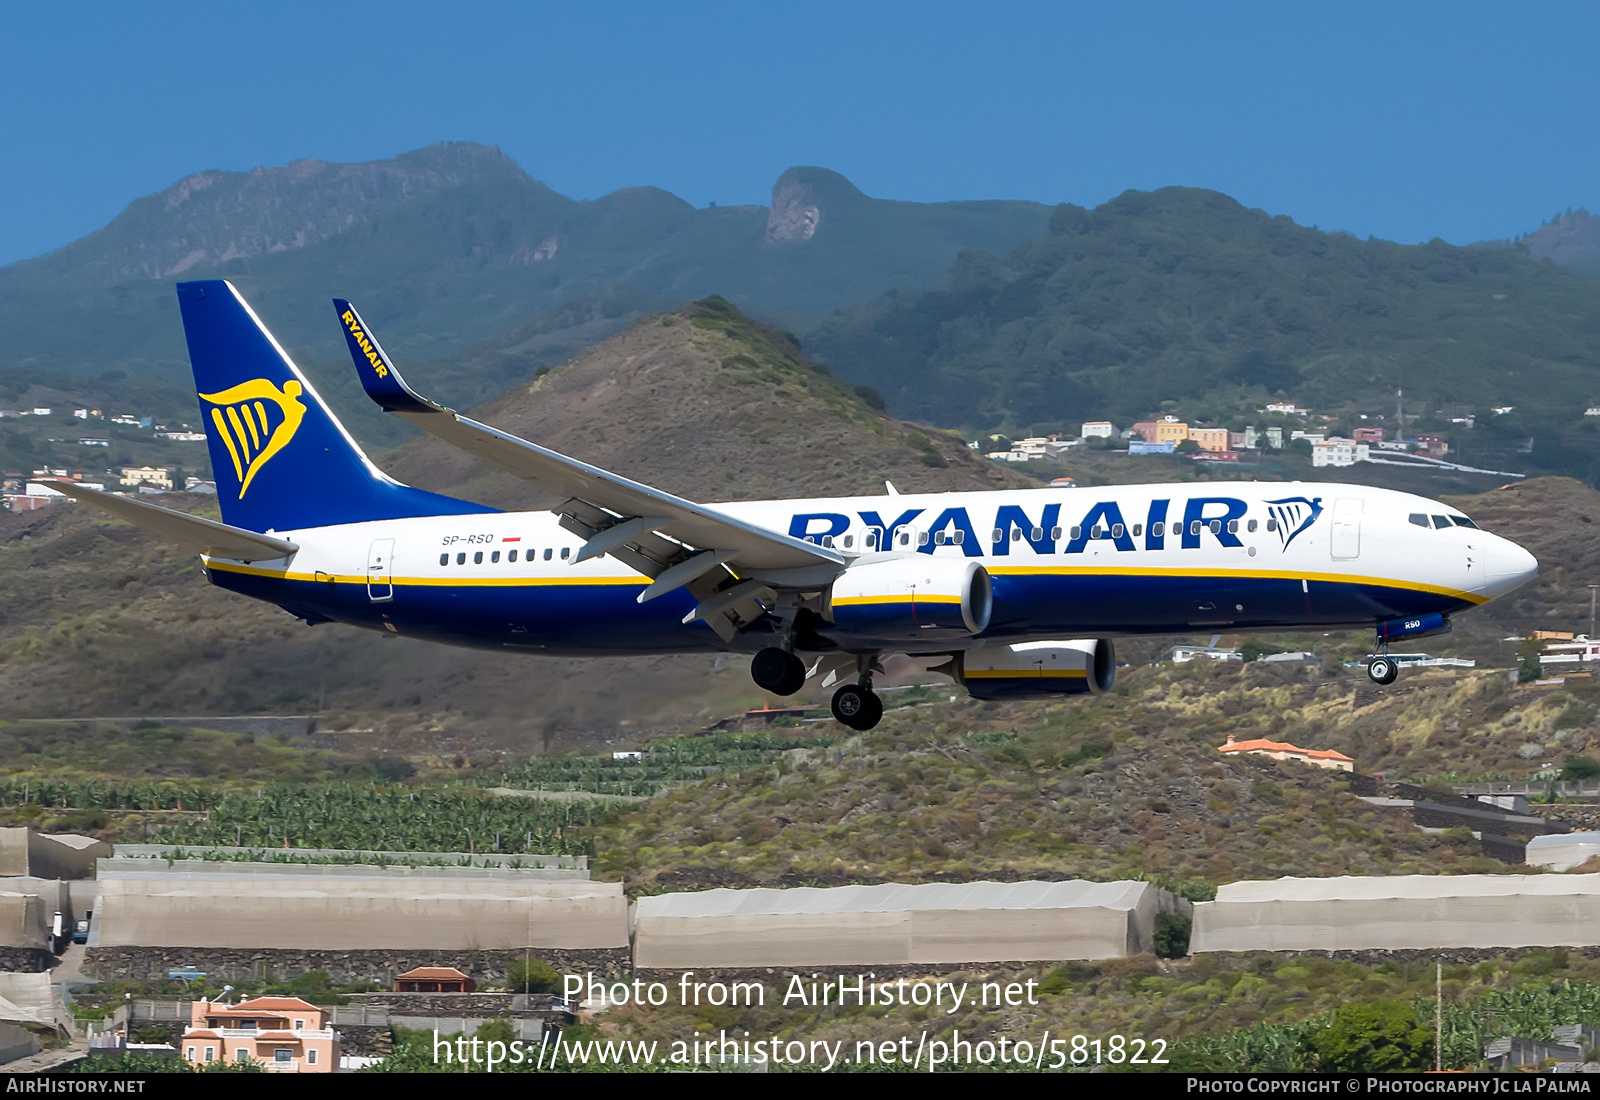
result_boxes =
[1483,535,1538,595]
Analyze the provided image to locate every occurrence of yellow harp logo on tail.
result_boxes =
[198,379,308,498]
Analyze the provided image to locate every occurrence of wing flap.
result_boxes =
[32,480,298,562]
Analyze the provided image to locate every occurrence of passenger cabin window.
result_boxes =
[1266,519,1277,532]
[1132,524,1142,537]
[561,547,570,560]
[843,535,853,548]
[1247,519,1257,532]
[439,553,448,566]
[1051,526,1063,539]
[1152,521,1164,537]
[822,535,834,548]
[918,532,930,546]
[934,531,946,545]
[899,532,912,547]
[1070,526,1081,540]
[1191,520,1203,535]
[1226,519,1238,534]
[491,550,500,563]
[1209,520,1222,534]
[474,551,483,564]
[544,548,553,560]
[1111,524,1124,538]
[865,532,877,548]
[456,552,466,565]
[1409,513,1429,527]
[509,549,518,562]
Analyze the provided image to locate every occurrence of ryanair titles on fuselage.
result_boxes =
[785,494,1322,556]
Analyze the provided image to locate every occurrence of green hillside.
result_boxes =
[808,187,1600,482]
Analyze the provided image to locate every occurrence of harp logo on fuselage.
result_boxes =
[198,378,308,498]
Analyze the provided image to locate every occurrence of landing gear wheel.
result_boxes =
[831,683,884,731]
[1368,656,1398,685]
[751,647,806,696]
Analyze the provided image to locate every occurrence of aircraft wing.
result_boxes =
[31,479,298,562]
[333,300,844,601]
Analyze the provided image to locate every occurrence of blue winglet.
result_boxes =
[333,299,441,415]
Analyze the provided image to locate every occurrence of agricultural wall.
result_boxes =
[1192,873,1600,953]
[89,867,628,951]
[634,880,1179,969]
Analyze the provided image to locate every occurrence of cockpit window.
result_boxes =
[1451,515,1480,529]
[1409,513,1429,527]
[1431,515,1453,529]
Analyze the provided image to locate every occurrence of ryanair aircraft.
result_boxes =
[38,281,1538,731]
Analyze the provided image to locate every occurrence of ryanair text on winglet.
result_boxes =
[342,310,389,379]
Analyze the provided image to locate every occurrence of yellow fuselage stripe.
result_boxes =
[205,560,1484,605]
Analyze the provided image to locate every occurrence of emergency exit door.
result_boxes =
[366,538,394,602]
[1330,498,1362,560]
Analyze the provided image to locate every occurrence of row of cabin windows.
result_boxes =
[801,517,1269,550]
[439,547,570,566]
[1409,513,1480,530]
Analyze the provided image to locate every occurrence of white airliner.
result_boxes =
[36,281,1538,731]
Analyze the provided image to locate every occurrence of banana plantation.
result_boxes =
[1,779,609,855]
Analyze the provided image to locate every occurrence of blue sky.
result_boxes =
[2,1,1597,266]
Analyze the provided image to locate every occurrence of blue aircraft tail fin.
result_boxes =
[176,280,494,532]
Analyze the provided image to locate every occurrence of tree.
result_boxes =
[1518,652,1544,684]
[1240,640,1286,663]
[505,956,560,994]
[1561,756,1600,782]
[1307,1001,1433,1072]
[1175,439,1200,454]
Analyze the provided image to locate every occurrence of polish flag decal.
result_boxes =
[502,536,521,543]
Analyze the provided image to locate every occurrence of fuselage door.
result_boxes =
[366,538,395,602]
[1330,498,1362,561]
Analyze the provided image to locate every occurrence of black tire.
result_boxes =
[859,690,884,730]
[751,647,806,696]
[831,683,880,730]
[1368,657,1398,685]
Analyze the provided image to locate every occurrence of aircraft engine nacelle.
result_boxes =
[949,639,1116,700]
[826,558,992,642]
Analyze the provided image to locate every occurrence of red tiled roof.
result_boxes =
[396,967,471,980]
[231,996,322,1012]
[182,1030,221,1040]
[1219,737,1353,762]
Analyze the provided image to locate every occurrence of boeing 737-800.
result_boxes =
[35,281,1539,731]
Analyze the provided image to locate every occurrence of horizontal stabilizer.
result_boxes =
[32,480,298,562]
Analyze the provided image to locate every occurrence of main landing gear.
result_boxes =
[750,647,885,730]
[831,658,884,732]
[750,646,806,696]
[1367,652,1399,686]
[831,682,884,731]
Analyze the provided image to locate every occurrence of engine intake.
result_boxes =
[827,558,991,642]
[949,639,1115,700]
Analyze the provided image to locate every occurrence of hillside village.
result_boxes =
[980,399,1533,481]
